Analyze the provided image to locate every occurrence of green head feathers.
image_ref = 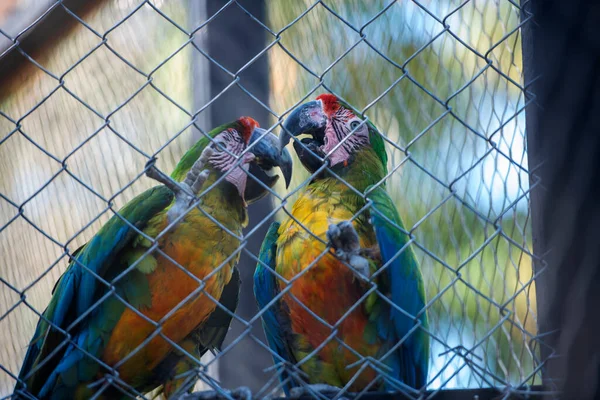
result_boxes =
[335,97,388,173]
[170,117,258,182]
[316,93,388,175]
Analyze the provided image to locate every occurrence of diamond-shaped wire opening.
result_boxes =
[277,2,363,77]
[0,66,60,126]
[267,45,322,116]
[360,1,448,70]
[0,5,85,83]
[427,278,491,389]
[448,66,525,139]
[149,43,196,112]
[412,196,496,273]
[0,133,63,206]
[473,314,540,388]
[188,9,281,125]
[448,123,529,221]
[64,126,151,201]
[22,173,107,247]
[108,85,192,156]
[323,42,408,109]
[19,89,105,161]
[60,44,148,117]
[443,0,524,84]
[452,236,537,379]
[26,11,104,80]
[443,1,499,56]
[102,2,190,76]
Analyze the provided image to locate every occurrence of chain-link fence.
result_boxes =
[0,1,546,399]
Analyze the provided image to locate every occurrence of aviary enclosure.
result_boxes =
[0,1,548,399]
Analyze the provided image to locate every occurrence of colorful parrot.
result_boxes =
[15,117,292,400]
[254,94,429,397]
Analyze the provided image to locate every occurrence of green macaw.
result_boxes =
[254,94,429,397]
[15,117,292,400]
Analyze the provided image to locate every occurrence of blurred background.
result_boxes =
[266,0,534,391]
[0,0,537,398]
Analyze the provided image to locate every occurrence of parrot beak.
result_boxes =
[245,127,293,204]
[280,100,328,173]
[279,100,327,150]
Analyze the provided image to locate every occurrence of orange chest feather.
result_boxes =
[275,195,377,343]
[273,196,385,389]
[102,210,240,381]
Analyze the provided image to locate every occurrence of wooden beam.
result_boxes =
[0,0,102,86]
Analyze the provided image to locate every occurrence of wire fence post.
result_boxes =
[189,0,218,390]
[205,0,273,392]
[522,0,600,397]
[520,0,552,391]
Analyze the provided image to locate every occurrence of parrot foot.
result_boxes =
[327,221,370,280]
[182,146,213,194]
[145,152,211,222]
[145,159,194,200]
[145,150,211,199]
[290,384,350,399]
[180,386,252,400]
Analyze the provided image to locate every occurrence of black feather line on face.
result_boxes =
[209,129,246,172]
[328,108,368,156]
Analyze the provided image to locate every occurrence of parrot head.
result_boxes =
[171,116,292,202]
[280,94,387,173]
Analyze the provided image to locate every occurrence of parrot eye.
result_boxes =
[349,120,361,131]
[211,142,225,152]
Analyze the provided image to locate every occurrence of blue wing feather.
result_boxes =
[253,222,296,396]
[366,186,429,390]
[17,185,174,398]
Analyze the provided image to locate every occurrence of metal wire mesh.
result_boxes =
[0,0,543,399]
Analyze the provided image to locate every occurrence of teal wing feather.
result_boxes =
[16,185,174,399]
[366,185,429,389]
[253,222,297,396]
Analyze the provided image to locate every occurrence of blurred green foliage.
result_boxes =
[266,0,538,389]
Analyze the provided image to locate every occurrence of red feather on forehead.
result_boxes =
[238,116,259,144]
[316,93,341,116]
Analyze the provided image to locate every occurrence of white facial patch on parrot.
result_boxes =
[322,108,370,167]
[166,128,253,224]
[209,129,254,198]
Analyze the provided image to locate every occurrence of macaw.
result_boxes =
[254,94,429,397]
[15,117,292,400]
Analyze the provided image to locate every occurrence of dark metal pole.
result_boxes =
[205,0,272,392]
[522,1,600,398]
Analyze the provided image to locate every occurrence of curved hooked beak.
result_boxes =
[245,127,293,204]
[280,100,328,173]
[279,100,327,150]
